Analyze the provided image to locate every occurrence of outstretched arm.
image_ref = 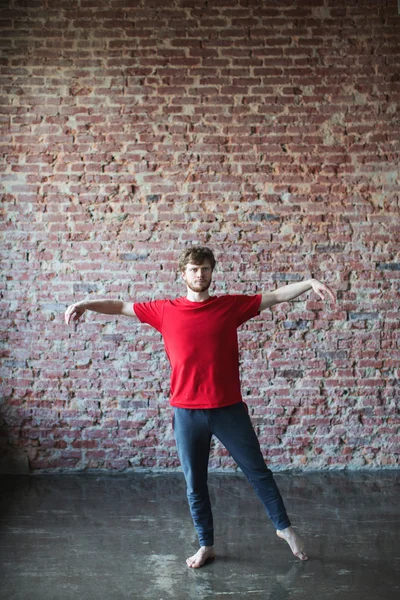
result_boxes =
[65,299,136,325]
[259,279,336,311]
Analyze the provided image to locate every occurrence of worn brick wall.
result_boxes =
[1,0,399,472]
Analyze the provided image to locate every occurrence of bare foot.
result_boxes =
[276,526,308,561]
[186,546,216,568]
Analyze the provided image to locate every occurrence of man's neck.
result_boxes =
[186,289,210,303]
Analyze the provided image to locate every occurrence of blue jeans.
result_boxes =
[173,402,291,547]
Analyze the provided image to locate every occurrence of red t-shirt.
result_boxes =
[133,294,262,409]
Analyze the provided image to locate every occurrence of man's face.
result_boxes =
[182,261,213,293]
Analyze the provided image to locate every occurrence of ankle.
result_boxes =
[277,526,293,536]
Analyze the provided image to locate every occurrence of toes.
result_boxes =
[188,559,200,569]
[276,530,308,561]
[186,549,215,569]
[186,555,199,568]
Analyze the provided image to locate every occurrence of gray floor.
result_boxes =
[0,471,399,600]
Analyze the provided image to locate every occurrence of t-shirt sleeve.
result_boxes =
[133,300,166,333]
[235,294,262,327]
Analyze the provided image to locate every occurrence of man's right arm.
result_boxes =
[65,299,136,325]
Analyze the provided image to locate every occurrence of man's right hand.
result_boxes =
[65,302,86,325]
[64,299,136,324]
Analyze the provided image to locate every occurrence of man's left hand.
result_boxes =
[309,279,336,304]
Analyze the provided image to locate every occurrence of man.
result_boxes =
[65,246,336,568]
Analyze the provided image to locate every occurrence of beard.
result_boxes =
[186,279,211,293]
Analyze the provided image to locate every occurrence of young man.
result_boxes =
[65,246,336,568]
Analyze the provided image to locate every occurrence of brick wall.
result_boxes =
[1,0,399,472]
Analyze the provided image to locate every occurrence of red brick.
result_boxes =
[2,0,398,472]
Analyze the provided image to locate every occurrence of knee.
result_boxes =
[246,465,274,483]
[187,486,209,501]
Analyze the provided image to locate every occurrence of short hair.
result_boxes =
[178,246,216,272]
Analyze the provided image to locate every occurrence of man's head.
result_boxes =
[179,246,216,294]
[179,246,216,273]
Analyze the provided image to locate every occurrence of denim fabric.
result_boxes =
[173,402,291,547]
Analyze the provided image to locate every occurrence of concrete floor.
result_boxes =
[0,471,399,600]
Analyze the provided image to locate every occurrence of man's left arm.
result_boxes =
[259,279,336,311]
